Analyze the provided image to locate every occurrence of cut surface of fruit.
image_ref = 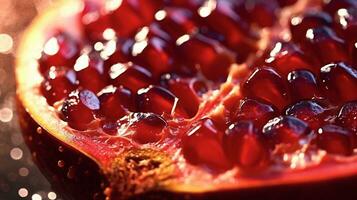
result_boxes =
[16,0,357,199]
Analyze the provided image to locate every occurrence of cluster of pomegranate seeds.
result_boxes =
[38,0,357,173]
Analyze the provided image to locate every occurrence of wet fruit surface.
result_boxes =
[15,0,357,199]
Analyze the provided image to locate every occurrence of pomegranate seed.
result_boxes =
[262,116,311,147]
[277,0,297,7]
[320,62,357,103]
[126,29,173,78]
[182,118,230,170]
[41,67,77,105]
[39,32,80,74]
[107,0,144,37]
[98,86,133,120]
[101,39,129,68]
[223,121,268,168]
[176,35,233,82]
[80,0,112,41]
[265,42,316,76]
[155,8,196,40]
[61,89,100,130]
[285,101,325,130]
[317,124,355,155]
[109,62,153,93]
[136,85,188,117]
[129,0,164,24]
[287,70,321,101]
[334,7,357,43]
[74,52,108,93]
[234,98,277,128]
[302,26,348,64]
[290,11,332,42]
[323,0,357,16]
[236,0,278,27]
[337,102,357,133]
[199,2,257,61]
[128,113,167,144]
[242,67,290,111]
[161,74,203,118]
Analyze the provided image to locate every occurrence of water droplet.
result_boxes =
[0,107,13,122]
[19,167,29,177]
[36,127,43,134]
[32,193,42,200]
[10,148,23,160]
[57,160,65,168]
[58,146,64,152]
[48,192,57,200]
[18,188,28,198]
[0,34,13,54]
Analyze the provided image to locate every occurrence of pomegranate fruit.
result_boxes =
[15,0,357,199]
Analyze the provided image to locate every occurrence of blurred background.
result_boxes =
[0,0,63,199]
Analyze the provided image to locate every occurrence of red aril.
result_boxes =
[61,89,100,130]
[125,28,174,78]
[337,102,357,133]
[161,74,204,118]
[265,42,316,76]
[285,101,325,130]
[301,26,348,65]
[155,8,196,41]
[74,51,108,93]
[176,34,233,82]
[199,1,257,61]
[235,0,279,27]
[182,118,230,170]
[223,121,268,169]
[334,7,357,43]
[290,11,332,42]
[127,112,167,144]
[80,0,112,41]
[98,85,133,120]
[107,0,144,37]
[128,0,164,24]
[317,124,355,156]
[322,0,357,16]
[234,98,277,128]
[262,116,311,147]
[287,70,321,102]
[242,67,291,111]
[41,66,77,105]
[320,62,357,104]
[136,85,188,118]
[39,32,80,74]
[109,62,154,93]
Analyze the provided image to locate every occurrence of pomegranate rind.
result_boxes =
[15,0,357,198]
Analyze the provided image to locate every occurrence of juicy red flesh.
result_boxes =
[262,116,311,147]
[41,67,77,105]
[223,121,268,168]
[182,118,230,170]
[37,0,357,172]
[320,62,357,103]
[242,67,290,111]
[317,124,355,156]
[39,32,80,74]
[61,89,100,130]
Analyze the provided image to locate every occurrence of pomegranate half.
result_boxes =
[16,0,357,199]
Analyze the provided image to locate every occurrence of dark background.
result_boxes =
[0,0,61,199]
